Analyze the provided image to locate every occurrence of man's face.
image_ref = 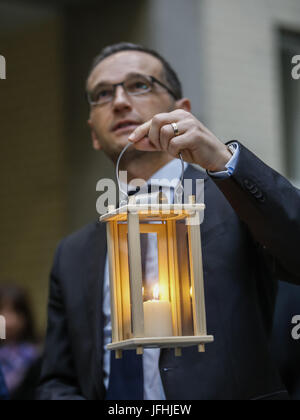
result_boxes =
[87,51,177,163]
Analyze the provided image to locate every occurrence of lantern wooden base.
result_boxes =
[107,335,214,352]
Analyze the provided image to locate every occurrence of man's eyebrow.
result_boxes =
[89,72,148,91]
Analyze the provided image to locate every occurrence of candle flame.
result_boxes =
[190,287,193,298]
[153,284,160,301]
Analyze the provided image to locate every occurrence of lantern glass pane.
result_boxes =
[174,220,194,336]
[139,223,174,338]
[140,232,160,301]
[117,222,132,340]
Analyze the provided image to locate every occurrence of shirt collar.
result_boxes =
[120,159,188,194]
[150,158,188,188]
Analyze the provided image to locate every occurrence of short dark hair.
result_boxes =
[87,42,183,100]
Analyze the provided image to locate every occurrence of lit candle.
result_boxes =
[143,284,173,337]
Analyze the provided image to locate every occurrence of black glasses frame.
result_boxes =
[86,74,177,106]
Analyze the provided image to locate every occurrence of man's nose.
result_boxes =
[112,85,132,112]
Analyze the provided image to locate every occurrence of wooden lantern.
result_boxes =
[100,193,214,359]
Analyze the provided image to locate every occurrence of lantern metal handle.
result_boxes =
[116,142,185,204]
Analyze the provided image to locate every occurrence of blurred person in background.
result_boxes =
[0,363,9,401]
[0,286,41,400]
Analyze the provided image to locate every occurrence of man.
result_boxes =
[38,42,300,400]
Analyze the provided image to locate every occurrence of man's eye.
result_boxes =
[92,89,112,102]
[135,82,148,90]
[98,89,111,98]
[127,80,150,92]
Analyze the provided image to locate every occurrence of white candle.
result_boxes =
[143,300,173,337]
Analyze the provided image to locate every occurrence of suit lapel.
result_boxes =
[84,221,107,397]
[183,165,214,235]
[183,164,232,237]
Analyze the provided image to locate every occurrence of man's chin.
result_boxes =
[113,134,139,152]
[102,140,144,165]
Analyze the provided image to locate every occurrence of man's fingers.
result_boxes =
[128,120,151,143]
[128,110,195,153]
[167,134,194,158]
[148,113,177,149]
[129,110,185,145]
[159,119,192,151]
[159,124,175,151]
[132,137,158,152]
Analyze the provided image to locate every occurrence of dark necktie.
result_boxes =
[105,350,144,400]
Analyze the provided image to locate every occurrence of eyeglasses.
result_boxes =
[87,73,177,106]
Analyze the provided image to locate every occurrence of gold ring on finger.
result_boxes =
[171,122,180,137]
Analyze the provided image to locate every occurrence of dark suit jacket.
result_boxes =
[271,281,300,400]
[38,143,300,400]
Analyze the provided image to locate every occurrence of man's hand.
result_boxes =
[128,110,232,172]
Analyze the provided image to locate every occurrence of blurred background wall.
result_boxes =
[0,0,299,335]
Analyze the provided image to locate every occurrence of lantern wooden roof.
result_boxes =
[100,202,206,223]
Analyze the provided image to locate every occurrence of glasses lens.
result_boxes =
[90,85,114,105]
[125,75,152,95]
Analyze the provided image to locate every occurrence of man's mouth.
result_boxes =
[112,120,141,134]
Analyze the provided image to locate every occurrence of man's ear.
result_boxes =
[175,98,191,113]
[88,119,102,151]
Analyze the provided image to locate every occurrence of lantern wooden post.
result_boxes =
[107,218,124,359]
[106,222,119,343]
[187,197,208,353]
[127,204,145,340]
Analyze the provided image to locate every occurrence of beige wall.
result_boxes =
[0,16,67,334]
[199,0,300,175]
[64,2,146,231]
